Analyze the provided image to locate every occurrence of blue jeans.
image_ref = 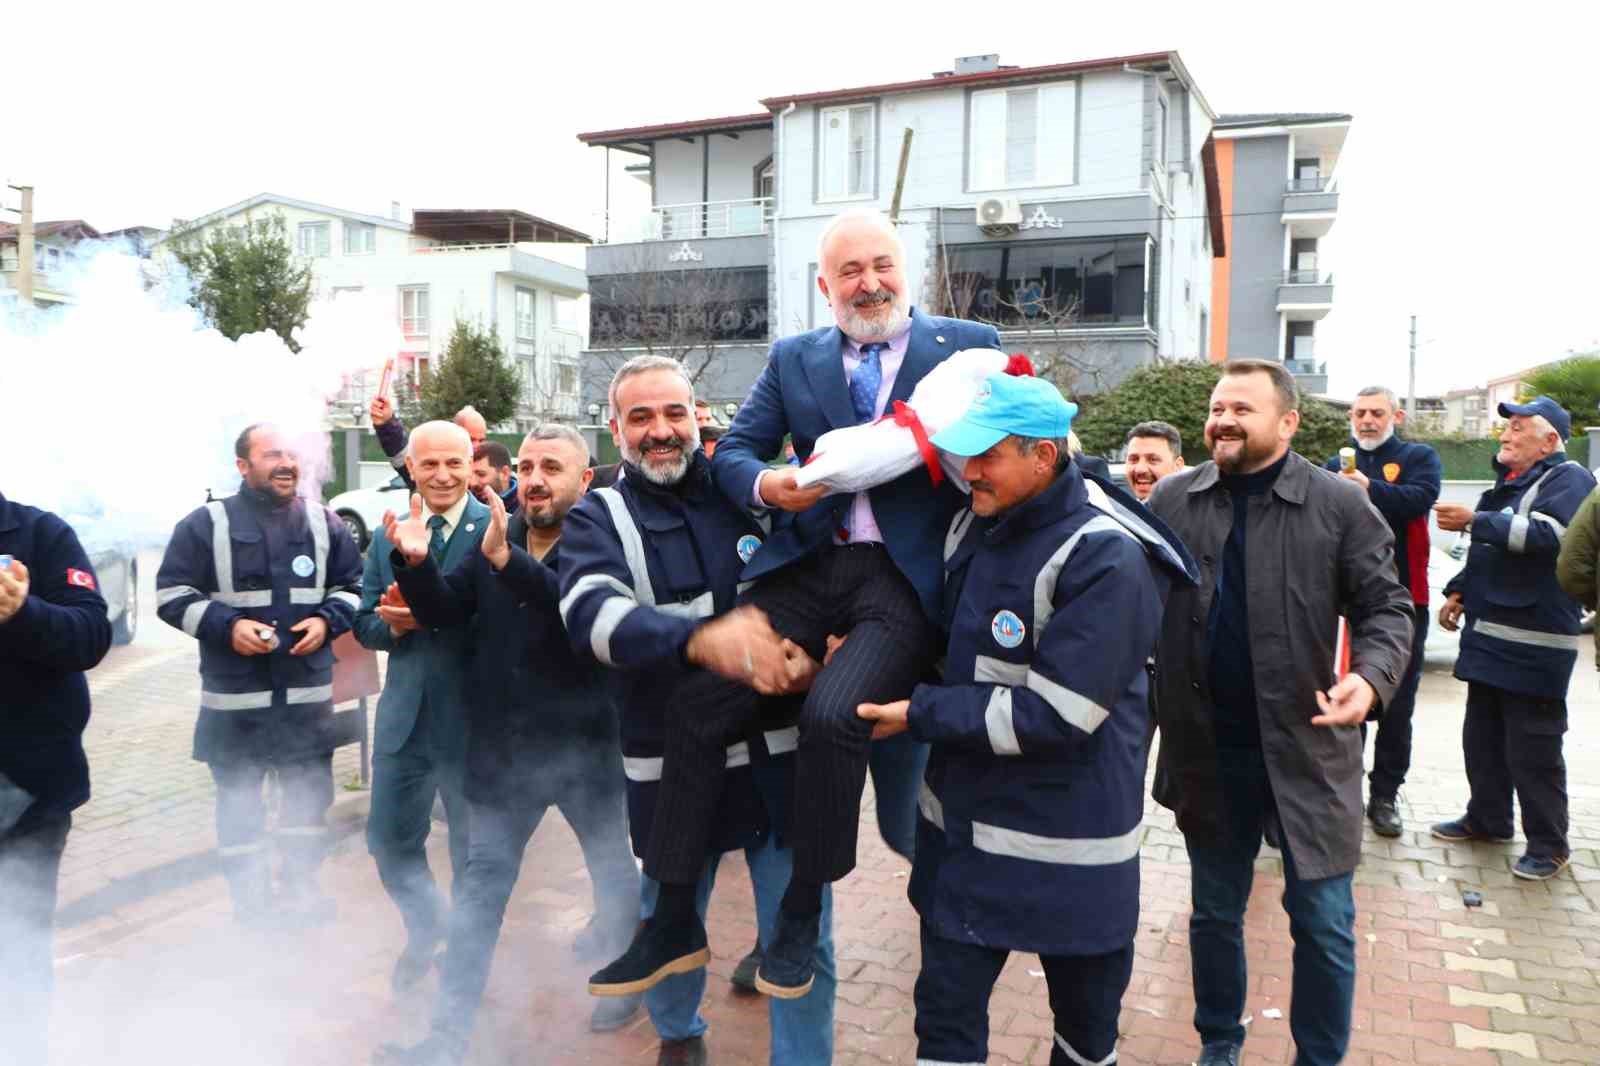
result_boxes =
[641,837,836,1064]
[869,732,928,861]
[1186,747,1356,1066]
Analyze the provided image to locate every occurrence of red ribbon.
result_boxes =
[878,400,943,487]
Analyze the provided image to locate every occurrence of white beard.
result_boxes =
[1356,426,1395,452]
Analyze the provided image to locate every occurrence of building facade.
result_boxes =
[1,219,104,309]
[1208,112,1351,396]
[576,51,1227,414]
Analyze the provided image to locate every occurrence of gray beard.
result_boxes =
[1356,426,1395,452]
[837,296,910,342]
[622,436,696,487]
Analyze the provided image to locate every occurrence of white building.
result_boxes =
[164,194,591,429]
[577,51,1225,411]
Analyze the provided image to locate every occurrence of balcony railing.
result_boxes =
[1287,176,1327,193]
[1285,359,1327,376]
[1283,270,1334,285]
[600,197,773,244]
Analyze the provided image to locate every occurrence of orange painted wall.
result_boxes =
[1208,138,1234,363]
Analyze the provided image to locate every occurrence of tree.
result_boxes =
[166,213,314,352]
[1521,354,1600,428]
[1073,359,1350,463]
[400,319,521,427]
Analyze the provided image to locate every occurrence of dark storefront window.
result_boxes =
[589,267,768,346]
[942,236,1151,327]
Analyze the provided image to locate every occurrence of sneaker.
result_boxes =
[1196,1041,1241,1066]
[1512,853,1570,881]
[588,916,709,997]
[1367,795,1403,838]
[589,992,643,1032]
[754,909,819,1000]
[371,1033,465,1066]
[729,940,763,995]
[657,1036,708,1066]
[1430,817,1513,844]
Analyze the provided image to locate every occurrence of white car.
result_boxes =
[328,474,411,551]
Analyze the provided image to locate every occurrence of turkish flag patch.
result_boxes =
[67,569,97,590]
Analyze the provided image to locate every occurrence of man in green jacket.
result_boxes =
[1556,483,1600,656]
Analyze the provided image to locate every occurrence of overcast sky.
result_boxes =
[7,2,1592,398]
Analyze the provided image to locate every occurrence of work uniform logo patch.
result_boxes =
[736,534,762,564]
[1382,463,1401,483]
[991,609,1026,648]
[67,568,97,590]
[291,554,316,578]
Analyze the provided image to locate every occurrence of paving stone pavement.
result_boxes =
[45,554,1600,1064]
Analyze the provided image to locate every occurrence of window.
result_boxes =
[344,222,376,255]
[1286,321,1315,363]
[969,81,1076,190]
[819,104,874,201]
[941,236,1151,327]
[554,294,580,333]
[590,268,769,346]
[399,285,429,335]
[756,159,775,205]
[298,222,331,257]
[1199,309,1209,359]
[515,288,537,341]
[556,362,579,397]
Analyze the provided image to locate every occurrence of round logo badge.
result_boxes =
[991,609,1026,649]
[1382,462,1401,483]
[736,534,763,564]
[291,554,316,578]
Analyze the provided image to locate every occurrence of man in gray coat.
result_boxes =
[1147,360,1414,1066]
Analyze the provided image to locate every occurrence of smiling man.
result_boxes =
[1124,420,1186,503]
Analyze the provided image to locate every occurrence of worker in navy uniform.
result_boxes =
[561,356,836,1066]
[354,421,488,994]
[1,494,113,1064]
[1431,396,1596,880]
[1321,386,1442,837]
[857,372,1197,1066]
[156,424,363,925]
[371,425,641,1066]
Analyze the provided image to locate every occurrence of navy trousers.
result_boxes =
[1463,681,1569,858]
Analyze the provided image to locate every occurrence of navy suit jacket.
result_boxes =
[711,307,1001,621]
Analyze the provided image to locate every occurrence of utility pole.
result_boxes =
[888,128,914,222]
[1408,314,1417,418]
[4,183,34,308]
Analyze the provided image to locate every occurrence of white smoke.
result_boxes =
[0,244,401,551]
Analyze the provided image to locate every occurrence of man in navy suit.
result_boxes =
[595,209,1000,1000]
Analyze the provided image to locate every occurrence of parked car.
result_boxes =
[68,521,138,645]
[328,474,411,551]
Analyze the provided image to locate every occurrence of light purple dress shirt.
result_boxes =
[752,321,913,545]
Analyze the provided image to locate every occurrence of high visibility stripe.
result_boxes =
[275,825,327,837]
[1508,515,1530,554]
[593,487,656,606]
[329,590,360,610]
[764,726,800,755]
[1532,513,1567,539]
[181,600,210,636]
[306,503,329,599]
[971,819,1142,867]
[973,655,1026,686]
[212,590,274,608]
[286,684,333,704]
[656,591,715,620]
[559,573,636,624]
[202,689,273,711]
[1471,619,1582,650]
[726,741,750,769]
[1082,477,1189,573]
[1055,1034,1117,1066]
[1032,515,1135,646]
[157,584,204,606]
[622,738,764,782]
[984,687,1021,756]
[919,782,945,830]
[916,1060,986,1066]
[288,588,325,604]
[944,508,976,564]
[207,501,237,597]
[590,597,638,665]
[736,579,756,597]
[1026,669,1109,734]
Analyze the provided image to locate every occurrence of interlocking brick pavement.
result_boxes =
[45,555,1600,1064]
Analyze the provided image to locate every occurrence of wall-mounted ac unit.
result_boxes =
[976,197,1022,236]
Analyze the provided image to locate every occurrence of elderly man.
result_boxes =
[562,356,836,1066]
[1321,386,1442,837]
[372,425,640,1064]
[368,399,491,491]
[1124,420,1186,502]
[157,425,364,926]
[695,208,999,994]
[354,422,489,994]
[858,371,1196,1066]
[1148,360,1414,1066]
[1431,396,1595,879]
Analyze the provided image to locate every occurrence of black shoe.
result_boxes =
[1367,795,1403,838]
[589,992,643,1032]
[754,909,819,999]
[588,915,709,997]
[1196,1041,1240,1066]
[372,1033,465,1066]
[391,935,441,995]
[657,1036,708,1066]
[729,940,763,995]
[1431,816,1513,844]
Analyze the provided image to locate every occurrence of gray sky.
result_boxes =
[8,1,1593,398]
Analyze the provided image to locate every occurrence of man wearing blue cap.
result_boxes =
[1431,395,1595,879]
[858,371,1198,1066]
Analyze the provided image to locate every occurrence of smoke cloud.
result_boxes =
[0,242,401,550]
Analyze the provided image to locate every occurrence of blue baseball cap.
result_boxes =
[1498,394,1571,441]
[931,372,1079,457]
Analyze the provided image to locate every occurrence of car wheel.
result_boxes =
[112,560,138,645]
[339,510,368,551]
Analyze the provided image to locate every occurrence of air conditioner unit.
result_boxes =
[976,197,1022,235]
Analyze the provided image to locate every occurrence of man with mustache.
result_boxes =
[561,356,836,1065]
[372,425,640,1065]
[1146,360,1414,1066]
[615,208,998,998]
[1321,387,1441,837]
[1124,420,1185,503]
[469,440,519,510]
[354,422,488,997]
[156,424,364,926]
